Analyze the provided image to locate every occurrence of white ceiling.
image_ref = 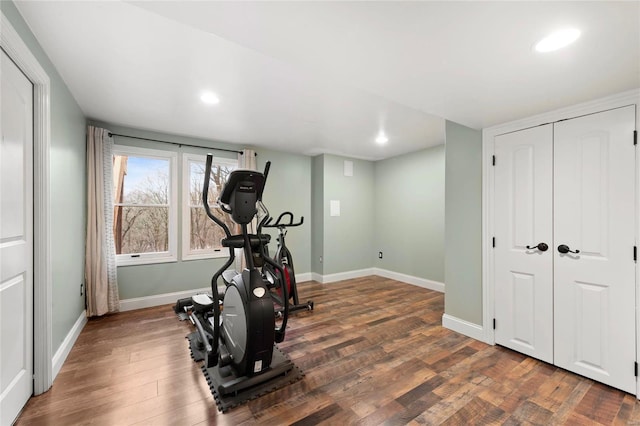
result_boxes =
[14,1,640,160]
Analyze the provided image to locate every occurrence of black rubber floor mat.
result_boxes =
[174,298,193,321]
[202,346,304,412]
[187,331,206,362]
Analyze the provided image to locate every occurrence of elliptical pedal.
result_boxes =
[192,293,214,312]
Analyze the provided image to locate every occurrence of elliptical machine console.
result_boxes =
[179,155,302,412]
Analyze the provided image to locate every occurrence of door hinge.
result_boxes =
[493,318,496,330]
[634,130,637,146]
[635,362,638,377]
[634,246,637,262]
[492,237,496,248]
[492,155,496,166]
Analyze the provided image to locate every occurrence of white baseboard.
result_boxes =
[373,268,444,293]
[307,268,443,290]
[52,310,87,381]
[442,313,486,342]
[119,287,210,312]
[314,268,375,284]
[119,275,314,312]
[296,272,312,283]
[117,268,438,312]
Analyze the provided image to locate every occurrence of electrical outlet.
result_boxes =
[378,251,383,259]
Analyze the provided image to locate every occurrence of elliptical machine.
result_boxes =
[183,155,302,412]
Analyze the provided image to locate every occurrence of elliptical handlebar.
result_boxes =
[263,212,304,228]
[256,160,272,233]
[203,154,232,238]
[262,161,271,186]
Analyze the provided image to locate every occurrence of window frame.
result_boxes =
[112,144,178,266]
[181,153,238,261]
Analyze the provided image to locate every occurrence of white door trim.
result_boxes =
[482,89,640,395]
[1,11,52,395]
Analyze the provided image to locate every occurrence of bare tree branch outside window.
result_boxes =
[188,160,239,251]
[113,154,238,259]
[113,155,170,255]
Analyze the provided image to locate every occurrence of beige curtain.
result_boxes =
[85,126,119,316]
[234,149,257,271]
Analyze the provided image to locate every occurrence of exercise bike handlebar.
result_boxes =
[263,212,304,228]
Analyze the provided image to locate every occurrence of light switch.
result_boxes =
[330,200,340,216]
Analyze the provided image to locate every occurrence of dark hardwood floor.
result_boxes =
[16,276,640,425]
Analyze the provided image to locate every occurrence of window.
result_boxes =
[182,154,238,260]
[112,146,177,265]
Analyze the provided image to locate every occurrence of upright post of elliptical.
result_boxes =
[201,154,232,367]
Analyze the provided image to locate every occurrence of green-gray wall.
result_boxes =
[90,122,312,299]
[315,155,375,275]
[444,120,483,325]
[311,155,324,275]
[2,2,87,354]
[374,145,445,282]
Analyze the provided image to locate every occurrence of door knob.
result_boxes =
[526,242,549,252]
[557,244,580,254]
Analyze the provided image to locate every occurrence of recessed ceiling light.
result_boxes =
[201,92,220,105]
[535,28,581,53]
[375,133,388,144]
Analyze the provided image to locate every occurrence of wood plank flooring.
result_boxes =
[16,276,640,425]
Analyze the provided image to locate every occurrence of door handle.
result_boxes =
[557,244,580,254]
[526,242,549,252]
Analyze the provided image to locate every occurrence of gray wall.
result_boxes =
[2,2,88,353]
[311,155,324,275]
[90,122,312,299]
[320,155,375,275]
[444,120,483,325]
[374,145,445,282]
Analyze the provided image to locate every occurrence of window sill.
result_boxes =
[182,249,232,262]
[116,254,177,267]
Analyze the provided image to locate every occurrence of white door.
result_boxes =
[0,49,34,425]
[554,106,636,394]
[494,124,554,363]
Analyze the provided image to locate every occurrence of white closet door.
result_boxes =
[0,50,34,425]
[554,105,636,394]
[494,124,554,363]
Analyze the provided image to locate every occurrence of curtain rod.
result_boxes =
[108,132,247,155]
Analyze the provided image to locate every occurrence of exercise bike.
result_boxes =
[176,155,303,412]
[263,212,314,315]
